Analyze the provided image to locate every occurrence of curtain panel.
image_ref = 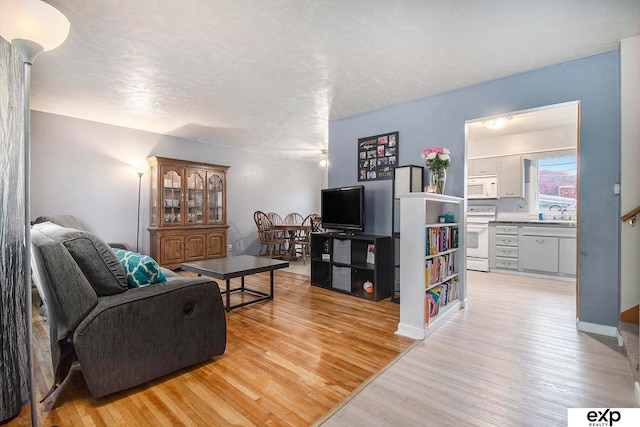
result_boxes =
[0,36,29,423]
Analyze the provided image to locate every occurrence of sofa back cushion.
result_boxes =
[31,227,99,332]
[33,215,85,230]
[32,222,128,296]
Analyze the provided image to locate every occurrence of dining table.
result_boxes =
[273,224,311,261]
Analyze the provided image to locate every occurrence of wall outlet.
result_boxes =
[228,244,233,254]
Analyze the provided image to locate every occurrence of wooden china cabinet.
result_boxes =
[147,156,229,269]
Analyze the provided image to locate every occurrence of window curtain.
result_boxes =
[0,36,30,423]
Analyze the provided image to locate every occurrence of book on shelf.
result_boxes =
[425,277,461,322]
[425,226,459,255]
[426,289,439,318]
[424,253,456,286]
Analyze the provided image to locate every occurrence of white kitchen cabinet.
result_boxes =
[522,235,559,273]
[495,257,519,270]
[490,224,519,270]
[497,155,524,198]
[469,158,497,176]
[559,237,577,276]
[491,223,576,278]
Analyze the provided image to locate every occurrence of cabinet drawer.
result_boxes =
[495,235,518,247]
[495,245,518,258]
[522,226,576,238]
[495,225,518,235]
[495,257,518,270]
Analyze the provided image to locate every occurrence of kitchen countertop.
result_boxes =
[490,220,577,228]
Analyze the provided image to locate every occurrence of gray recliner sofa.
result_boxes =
[30,220,226,399]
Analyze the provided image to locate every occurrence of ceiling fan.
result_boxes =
[272,147,328,166]
[305,149,328,168]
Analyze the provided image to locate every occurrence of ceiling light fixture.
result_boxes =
[0,1,70,425]
[482,116,512,130]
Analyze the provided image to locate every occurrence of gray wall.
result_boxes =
[30,112,323,256]
[329,50,621,328]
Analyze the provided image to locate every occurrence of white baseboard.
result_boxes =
[576,319,618,337]
[635,381,640,407]
[616,328,624,347]
[425,299,464,337]
[488,268,575,282]
[396,299,465,340]
[396,323,425,340]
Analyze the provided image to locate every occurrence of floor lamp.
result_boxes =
[0,1,70,425]
[136,168,145,252]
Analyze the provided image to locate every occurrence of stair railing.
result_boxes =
[621,205,640,226]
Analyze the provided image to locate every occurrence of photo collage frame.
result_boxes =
[358,131,398,181]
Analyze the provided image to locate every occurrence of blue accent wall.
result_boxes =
[329,50,621,327]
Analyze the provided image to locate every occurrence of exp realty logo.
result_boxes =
[568,408,640,427]
[586,409,620,426]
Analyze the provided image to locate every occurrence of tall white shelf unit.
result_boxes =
[396,193,466,339]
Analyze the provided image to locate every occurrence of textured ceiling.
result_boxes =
[26,0,640,161]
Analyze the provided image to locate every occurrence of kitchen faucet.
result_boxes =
[548,204,566,219]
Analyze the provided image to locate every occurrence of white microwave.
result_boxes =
[467,176,498,199]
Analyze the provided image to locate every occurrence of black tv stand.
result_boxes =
[310,232,393,301]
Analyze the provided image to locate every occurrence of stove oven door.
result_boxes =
[467,222,489,271]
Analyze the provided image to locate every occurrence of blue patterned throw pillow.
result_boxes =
[111,248,168,288]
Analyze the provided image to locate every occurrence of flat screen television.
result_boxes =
[321,185,365,232]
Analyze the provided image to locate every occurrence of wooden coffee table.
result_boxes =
[181,255,289,311]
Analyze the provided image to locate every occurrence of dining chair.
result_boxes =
[294,214,314,263]
[309,213,323,232]
[266,211,283,226]
[253,211,285,258]
[284,212,304,260]
[266,211,288,253]
[283,212,304,225]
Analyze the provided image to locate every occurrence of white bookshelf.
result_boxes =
[396,193,466,339]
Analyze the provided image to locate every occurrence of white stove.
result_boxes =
[467,205,496,272]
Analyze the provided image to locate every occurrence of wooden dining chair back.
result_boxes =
[309,213,323,232]
[294,214,314,263]
[284,212,304,225]
[266,211,288,253]
[266,212,283,226]
[253,211,285,258]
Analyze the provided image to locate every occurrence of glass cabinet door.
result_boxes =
[207,173,224,224]
[162,167,182,226]
[186,169,205,224]
[150,164,158,226]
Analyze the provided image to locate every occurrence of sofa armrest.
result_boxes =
[161,266,180,278]
[72,277,226,398]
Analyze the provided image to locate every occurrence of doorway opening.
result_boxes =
[464,101,580,313]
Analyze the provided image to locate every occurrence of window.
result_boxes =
[535,156,577,212]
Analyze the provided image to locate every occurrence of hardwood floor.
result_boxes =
[12,270,414,427]
[318,271,638,426]
[9,270,637,426]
